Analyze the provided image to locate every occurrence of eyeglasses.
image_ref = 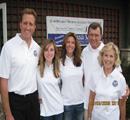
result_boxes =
[88,34,100,38]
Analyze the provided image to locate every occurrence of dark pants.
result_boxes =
[9,91,40,120]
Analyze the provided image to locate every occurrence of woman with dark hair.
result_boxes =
[60,32,84,120]
[37,39,63,120]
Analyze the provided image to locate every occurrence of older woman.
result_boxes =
[88,42,126,120]
[60,32,84,120]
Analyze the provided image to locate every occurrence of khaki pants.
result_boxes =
[84,109,88,120]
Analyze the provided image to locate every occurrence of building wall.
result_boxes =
[0,0,129,48]
[58,0,130,49]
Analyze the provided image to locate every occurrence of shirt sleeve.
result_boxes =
[116,65,122,72]
[0,44,11,79]
[81,51,86,74]
[119,75,126,99]
[80,57,84,71]
[88,72,97,92]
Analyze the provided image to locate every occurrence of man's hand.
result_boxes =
[6,114,15,120]
[38,95,42,104]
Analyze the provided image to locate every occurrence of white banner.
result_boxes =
[46,16,103,46]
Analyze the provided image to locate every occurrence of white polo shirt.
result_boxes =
[82,42,122,110]
[37,64,63,116]
[89,67,126,120]
[60,55,84,105]
[82,42,104,109]
[0,33,40,95]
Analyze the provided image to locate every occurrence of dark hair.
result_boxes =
[20,8,37,24]
[61,32,82,66]
[88,22,102,34]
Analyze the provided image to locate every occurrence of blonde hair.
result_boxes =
[98,42,121,68]
[61,32,82,66]
[39,39,60,78]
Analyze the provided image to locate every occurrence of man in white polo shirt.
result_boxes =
[82,22,129,120]
[0,8,40,120]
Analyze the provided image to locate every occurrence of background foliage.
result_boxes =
[121,57,130,118]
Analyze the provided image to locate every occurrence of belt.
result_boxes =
[9,91,37,97]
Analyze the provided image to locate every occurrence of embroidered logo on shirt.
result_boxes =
[112,80,118,87]
[33,50,37,56]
